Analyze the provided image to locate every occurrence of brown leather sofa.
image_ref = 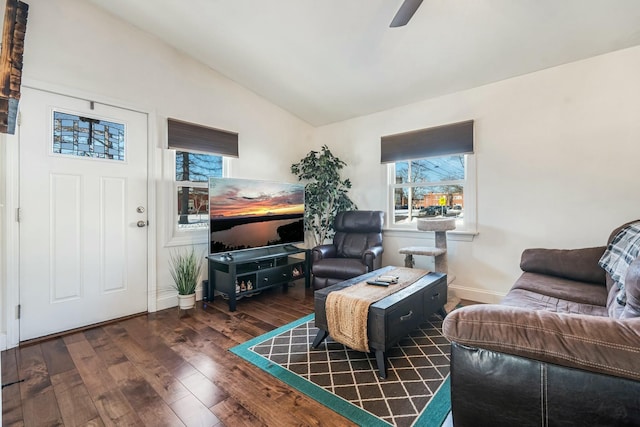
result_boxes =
[443,221,640,426]
[311,210,384,290]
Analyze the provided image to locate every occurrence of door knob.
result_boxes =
[137,220,147,228]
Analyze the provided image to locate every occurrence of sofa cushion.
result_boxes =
[599,221,640,317]
[332,211,383,259]
[312,258,368,280]
[334,233,381,259]
[443,304,640,382]
[520,247,606,284]
[509,272,608,307]
[502,288,608,316]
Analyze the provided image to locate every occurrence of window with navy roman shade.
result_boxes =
[168,118,238,157]
[383,120,476,233]
[381,120,474,163]
[167,118,236,230]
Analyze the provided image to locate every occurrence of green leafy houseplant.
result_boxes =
[169,247,203,296]
[291,145,357,247]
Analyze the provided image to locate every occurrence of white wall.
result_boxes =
[22,0,313,165]
[0,0,313,345]
[311,45,640,302]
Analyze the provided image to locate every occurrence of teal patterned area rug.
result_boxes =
[230,313,451,427]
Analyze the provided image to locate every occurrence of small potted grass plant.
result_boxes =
[169,247,203,310]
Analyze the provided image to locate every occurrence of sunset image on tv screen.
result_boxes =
[208,177,305,253]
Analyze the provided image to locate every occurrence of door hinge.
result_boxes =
[16,207,21,222]
[17,111,21,126]
[16,304,21,319]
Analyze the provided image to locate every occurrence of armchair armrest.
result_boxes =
[311,244,337,262]
[520,246,607,284]
[443,304,640,382]
[363,245,384,271]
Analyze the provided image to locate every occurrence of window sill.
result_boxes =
[165,228,208,248]
[383,227,478,242]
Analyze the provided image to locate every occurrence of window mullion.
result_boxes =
[176,181,206,188]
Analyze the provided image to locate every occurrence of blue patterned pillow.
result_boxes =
[599,221,640,307]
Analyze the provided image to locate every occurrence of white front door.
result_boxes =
[18,88,148,341]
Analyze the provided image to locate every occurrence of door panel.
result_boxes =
[101,176,127,292]
[19,88,148,341]
[50,173,82,302]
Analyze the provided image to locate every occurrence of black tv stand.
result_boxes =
[205,246,311,311]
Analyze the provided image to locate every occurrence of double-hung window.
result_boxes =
[168,118,238,231]
[382,120,476,233]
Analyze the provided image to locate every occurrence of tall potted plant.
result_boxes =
[291,145,357,247]
[169,247,203,310]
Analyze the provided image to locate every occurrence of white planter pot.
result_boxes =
[178,293,196,310]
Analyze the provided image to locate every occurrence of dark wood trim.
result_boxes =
[0,0,28,134]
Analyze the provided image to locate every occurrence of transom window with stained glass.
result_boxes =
[52,111,125,161]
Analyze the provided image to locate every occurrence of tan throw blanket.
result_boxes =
[325,267,429,353]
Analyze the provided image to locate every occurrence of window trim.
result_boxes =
[386,153,477,234]
[382,227,478,242]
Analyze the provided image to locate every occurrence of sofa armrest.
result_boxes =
[520,246,607,284]
[443,304,640,381]
[311,244,336,262]
[362,245,384,271]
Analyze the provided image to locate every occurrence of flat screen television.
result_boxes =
[208,177,305,254]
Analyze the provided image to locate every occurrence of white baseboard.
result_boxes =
[155,288,204,312]
[448,283,505,304]
[0,333,6,351]
[156,293,178,311]
[154,281,503,309]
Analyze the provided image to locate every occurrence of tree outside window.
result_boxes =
[176,151,222,229]
[391,154,466,227]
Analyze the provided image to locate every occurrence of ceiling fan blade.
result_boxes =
[390,0,424,27]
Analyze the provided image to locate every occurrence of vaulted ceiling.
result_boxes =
[87,0,640,126]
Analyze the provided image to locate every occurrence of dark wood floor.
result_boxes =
[2,282,457,426]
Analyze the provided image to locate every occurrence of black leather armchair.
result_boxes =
[311,210,384,290]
